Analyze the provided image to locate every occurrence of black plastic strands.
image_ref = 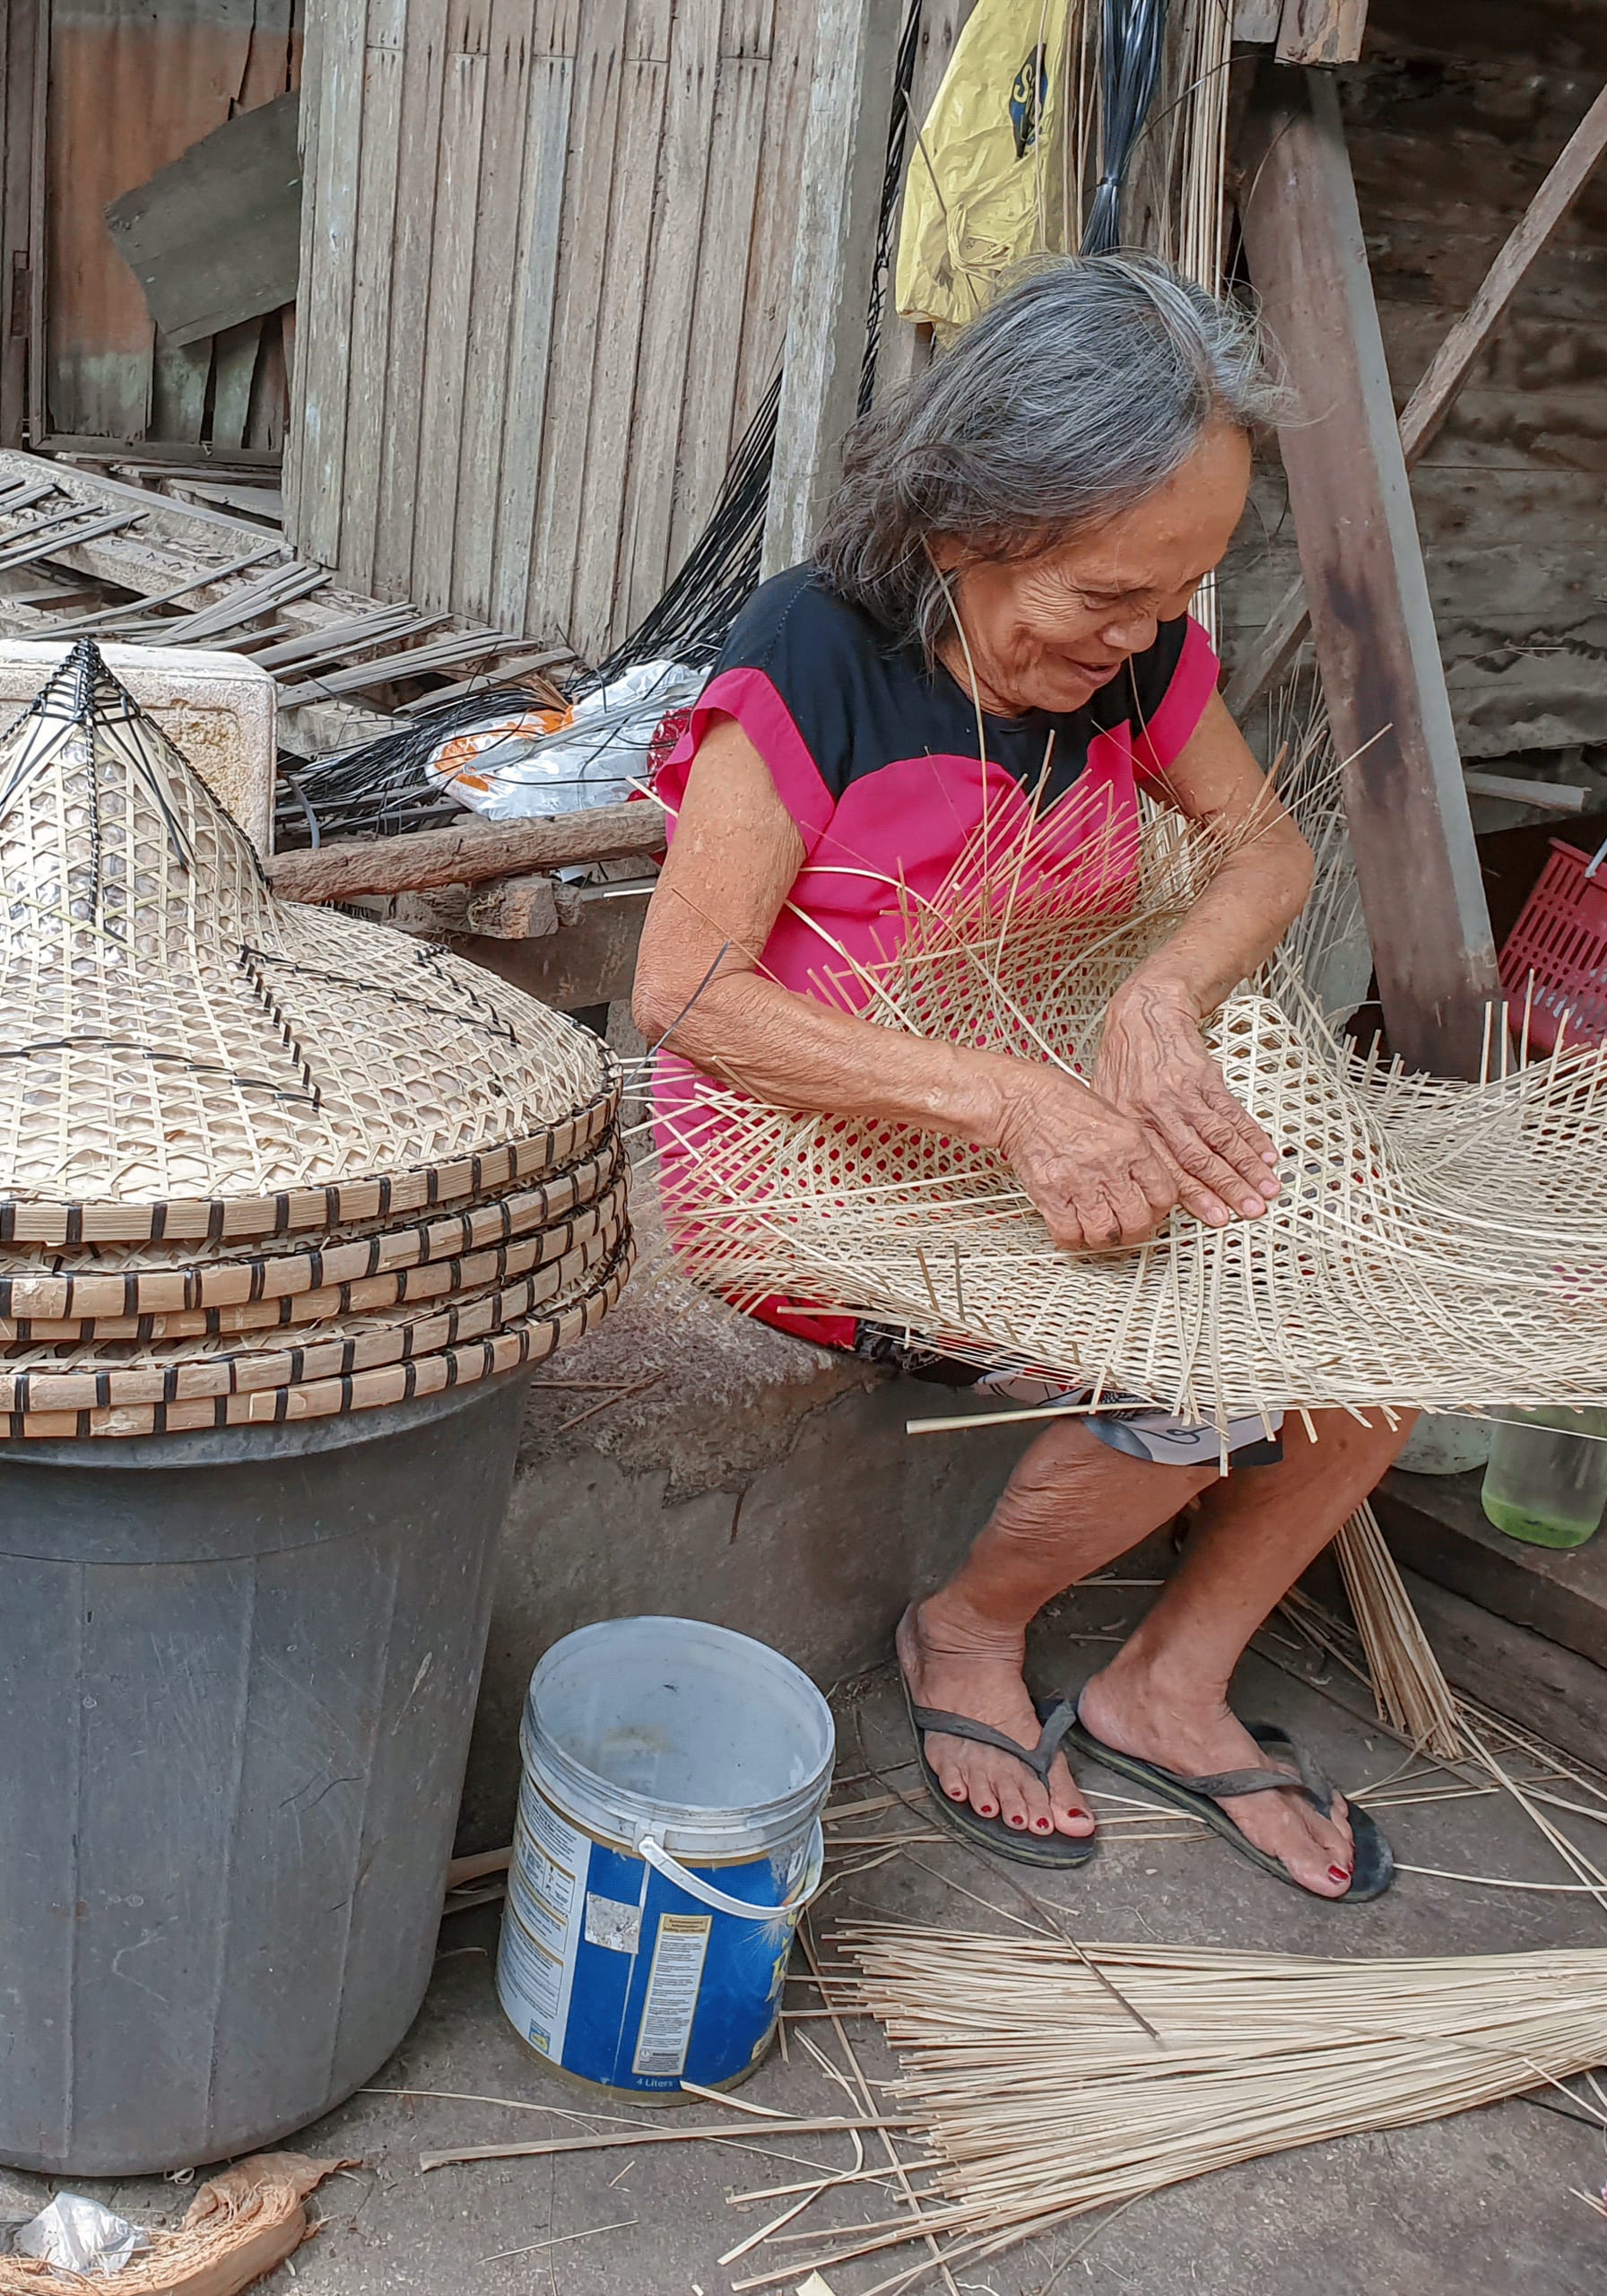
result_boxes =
[1081,0,1172,255]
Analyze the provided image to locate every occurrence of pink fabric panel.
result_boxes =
[656,666,837,856]
[754,743,1142,1012]
[1132,615,1220,784]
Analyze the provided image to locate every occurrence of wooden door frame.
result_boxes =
[0,0,48,447]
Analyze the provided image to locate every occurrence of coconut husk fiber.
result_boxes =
[0,2154,352,2296]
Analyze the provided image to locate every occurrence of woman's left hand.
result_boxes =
[1094,977,1281,1228]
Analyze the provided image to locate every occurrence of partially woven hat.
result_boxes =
[0,641,631,1437]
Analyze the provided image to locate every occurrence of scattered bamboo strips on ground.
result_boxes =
[773,1925,1607,2284]
[418,2112,921,2173]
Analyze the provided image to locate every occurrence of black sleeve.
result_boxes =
[710,566,927,803]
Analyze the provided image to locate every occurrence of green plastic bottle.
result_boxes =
[1481,1408,1607,1549]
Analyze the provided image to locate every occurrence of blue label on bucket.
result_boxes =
[496,1777,803,2092]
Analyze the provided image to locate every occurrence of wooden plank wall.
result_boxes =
[286,0,817,660]
[8,0,301,451]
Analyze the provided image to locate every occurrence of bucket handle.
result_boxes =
[637,1822,824,1922]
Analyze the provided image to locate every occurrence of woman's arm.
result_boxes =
[635,717,1195,1251]
[1094,691,1316,1215]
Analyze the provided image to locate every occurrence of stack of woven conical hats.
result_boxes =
[0,640,631,1439]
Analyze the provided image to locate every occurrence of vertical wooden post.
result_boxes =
[1236,65,1499,1079]
[761,0,903,576]
[0,0,48,448]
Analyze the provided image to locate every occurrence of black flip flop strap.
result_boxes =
[1170,1738,1334,1816]
[910,1698,1076,1787]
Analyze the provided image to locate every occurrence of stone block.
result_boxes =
[0,640,275,859]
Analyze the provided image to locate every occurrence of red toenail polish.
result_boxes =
[949,1787,966,1799]
[1329,1865,1350,1882]
[1035,1819,1050,1831]
[978,1804,995,1817]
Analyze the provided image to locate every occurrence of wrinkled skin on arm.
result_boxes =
[633,693,1312,1250]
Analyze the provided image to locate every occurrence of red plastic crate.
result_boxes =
[1498,836,1607,1053]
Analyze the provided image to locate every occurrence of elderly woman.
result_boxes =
[634,257,1408,1900]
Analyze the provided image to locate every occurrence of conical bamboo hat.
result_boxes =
[0,1135,624,1326]
[0,1214,630,1410]
[0,1180,628,1343]
[0,641,617,1244]
[6,1237,634,1440]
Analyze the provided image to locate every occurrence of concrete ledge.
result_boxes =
[458,1247,1025,1848]
[1374,1465,1607,1668]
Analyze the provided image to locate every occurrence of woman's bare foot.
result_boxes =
[898,1596,1093,1839]
[1077,1659,1355,1896]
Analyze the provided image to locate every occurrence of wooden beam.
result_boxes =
[1225,74,1607,720]
[266,801,668,905]
[761,0,904,574]
[455,887,649,1013]
[1401,78,1607,461]
[1236,65,1498,1079]
[0,0,40,446]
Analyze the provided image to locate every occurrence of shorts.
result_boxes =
[851,1320,1284,1468]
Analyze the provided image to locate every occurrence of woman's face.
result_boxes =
[932,422,1253,716]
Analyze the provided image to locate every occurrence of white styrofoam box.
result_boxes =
[0,642,276,860]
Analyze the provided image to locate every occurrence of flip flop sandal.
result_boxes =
[900,1662,1098,1868]
[1066,1709,1394,1901]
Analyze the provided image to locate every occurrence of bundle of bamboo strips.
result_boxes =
[765,1926,1607,2288]
[1325,1503,1465,1759]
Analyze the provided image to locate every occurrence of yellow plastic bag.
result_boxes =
[894,0,1073,335]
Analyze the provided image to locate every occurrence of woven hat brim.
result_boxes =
[0,1181,630,1344]
[0,1139,624,1326]
[0,1078,620,1248]
[3,1231,634,1436]
[0,1219,629,1411]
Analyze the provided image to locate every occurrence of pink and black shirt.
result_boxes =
[651,563,1220,1347]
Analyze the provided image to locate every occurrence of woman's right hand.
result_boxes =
[993,1065,1182,1252]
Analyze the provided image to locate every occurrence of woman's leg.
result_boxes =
[1078,1407,1414,1894]
[901,1405,1413,1879]
[899,1419,1220,1840]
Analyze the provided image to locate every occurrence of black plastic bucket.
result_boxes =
[0,1375,526,2174]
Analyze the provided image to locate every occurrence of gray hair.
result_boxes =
[813,254,1287,658]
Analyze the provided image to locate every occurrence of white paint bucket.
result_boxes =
[496,1616,834,2096]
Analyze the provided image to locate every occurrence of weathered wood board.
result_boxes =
[285,0,821,657]
[103,91,302,349]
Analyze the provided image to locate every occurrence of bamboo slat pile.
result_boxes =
[789,1926,1607,2290]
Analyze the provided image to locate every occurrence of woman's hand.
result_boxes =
[994,1065,1182,1251]
[1094,977,1281,1228]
